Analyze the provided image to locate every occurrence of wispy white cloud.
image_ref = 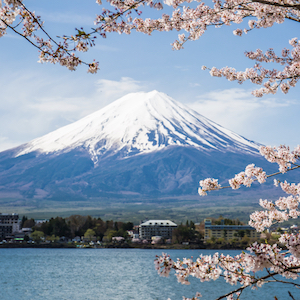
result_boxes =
[95,77,146,106]
[186,88,297,145]
[188,88,293,123]
[0,73,148,151]
[189,83,201,87]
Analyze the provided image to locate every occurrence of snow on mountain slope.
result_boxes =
[16,90,260,163]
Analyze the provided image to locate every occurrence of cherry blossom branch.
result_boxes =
[156,144,300,299]
[1,18,39,49]
[216,273,300,300]
[17,0,60,47]
[265,279,300,288]
[199,145,300,196]
[198,145,300,232]
[0,0,99,73]
[198,164,300,196]
[2,0,300,93]
[155,244,300,300]
[253,0,300,10]
[204,34,300,96]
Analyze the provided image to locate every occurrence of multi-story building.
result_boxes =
[204,219,261,241]
[0,213,19,240]
[139,220,177,240]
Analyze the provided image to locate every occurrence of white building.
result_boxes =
[139,220,177,240]
[0,213,19,240]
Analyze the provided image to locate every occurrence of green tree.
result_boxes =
[31,231,44,243]
[105,220,114,230]
[172,225,196,244]
[102,229,118,242]
[81,216,96,234]
[51,217,71,237]
[40,217,71,238]
[84,228,96,241]
[93,219,107,241]
[39,220,53,236]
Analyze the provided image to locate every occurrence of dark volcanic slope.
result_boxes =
[0,91,276,203]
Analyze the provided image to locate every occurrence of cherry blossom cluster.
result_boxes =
[198,178,221,196]
[198,163,267,196]
[249,207,286,232]
[246,146,300,231]
[197,145,300,233]
[249,194,300,232]
[0,1,20,37]
[2,0,300,89]
[0,0,99,72]
[260,145,300,173]
[279,180,300,195]
[206,37,300,97]
[229,164,266,189]
[91,0,300,94]
[91,0,300,49]
[247,242,300,278]
[165,144,300,299]
[154,252,174,277]
[155,241,300,299]
[279,233,300,258]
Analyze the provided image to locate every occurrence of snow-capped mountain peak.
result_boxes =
[16,90,259,163]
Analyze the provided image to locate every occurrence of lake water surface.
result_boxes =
[0,248,298,300]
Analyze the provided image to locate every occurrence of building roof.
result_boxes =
[140,220,177,226]
[205,225,255,230]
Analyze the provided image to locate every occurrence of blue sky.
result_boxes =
[0,0,299,151]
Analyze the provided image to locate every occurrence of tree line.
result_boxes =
[21,215,134,241]
[20,215,271,248]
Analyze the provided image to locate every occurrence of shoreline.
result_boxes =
[0,242,248,250]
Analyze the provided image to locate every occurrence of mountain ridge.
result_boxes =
[0,90,278,215]
[15,91,260,164]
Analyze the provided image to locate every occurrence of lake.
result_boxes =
[0,248,298,300]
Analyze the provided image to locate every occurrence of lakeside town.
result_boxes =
[0,213,298,249]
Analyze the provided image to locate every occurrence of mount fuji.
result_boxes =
[16,90,259,160]
[0,90,273,211]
